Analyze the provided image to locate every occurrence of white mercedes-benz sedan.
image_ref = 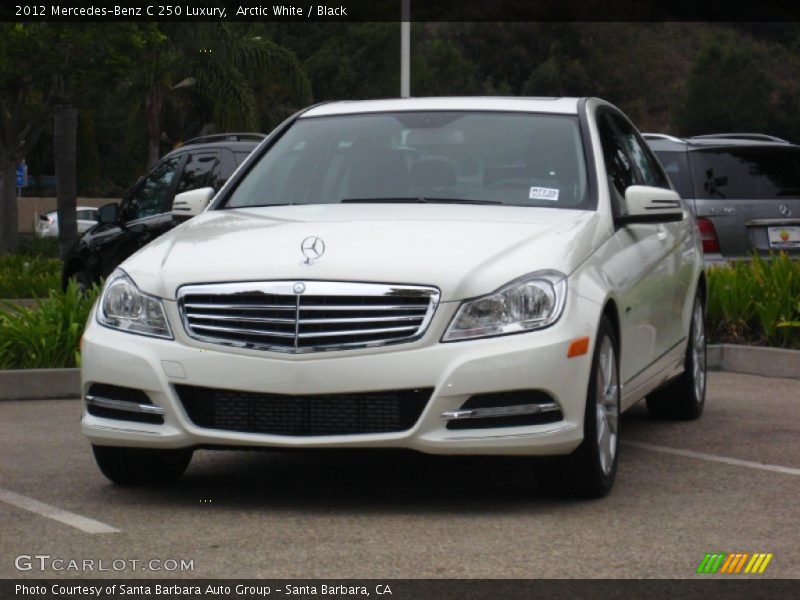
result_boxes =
[82,97,706,497]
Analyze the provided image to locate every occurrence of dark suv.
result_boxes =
[644,133,800,261]
[63,133,264,289]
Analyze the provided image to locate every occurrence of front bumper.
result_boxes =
[81,293,600,456]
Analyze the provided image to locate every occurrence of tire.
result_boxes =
[535,316,620,498]
[646,293,706,421]
[92,445,193,486]
[69,270,93,294]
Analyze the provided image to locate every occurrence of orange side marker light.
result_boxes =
[567,336,590,358]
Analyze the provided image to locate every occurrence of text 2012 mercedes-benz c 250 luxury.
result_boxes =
[82,97,706,497]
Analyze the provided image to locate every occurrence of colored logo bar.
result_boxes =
[696,553,773,574]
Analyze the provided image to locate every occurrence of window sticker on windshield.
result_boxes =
[529,187,559,201]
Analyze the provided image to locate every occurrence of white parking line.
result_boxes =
[624,441,800,477]
[0,487,119,534]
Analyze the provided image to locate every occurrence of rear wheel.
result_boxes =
[536,316,620,498]
[647,294,706,420]
[92,445,193,486]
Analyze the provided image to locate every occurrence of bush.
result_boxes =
[707,253,800,348]
[18,236,60,258]
[0,254,62,298]
[0,281,99,369]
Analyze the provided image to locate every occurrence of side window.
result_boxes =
[611,115,670,189]
[177,152,222,194]
[123,156,183,222]
[597,114,636,207]
[76,209,95,220]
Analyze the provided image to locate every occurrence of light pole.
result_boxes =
[400,0,410,97]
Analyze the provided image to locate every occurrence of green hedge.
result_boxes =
[707,253,800,349]
[0,255,62,299]
[0,282,99,369]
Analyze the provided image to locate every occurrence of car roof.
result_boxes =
[643,132,798,152]
[162,134,264,159]
[302,97,582,117]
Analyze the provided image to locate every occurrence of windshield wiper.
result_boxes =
[341,197,501,205]
[423,197,502,205]
[226,203,302,208]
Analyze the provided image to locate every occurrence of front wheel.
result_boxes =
[647,294,706,420]
[536,316,620,498]
[92,445,193,486]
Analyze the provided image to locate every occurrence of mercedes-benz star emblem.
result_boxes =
[779,204,792,218]
[293,282,306,294]
[301,236,325,265]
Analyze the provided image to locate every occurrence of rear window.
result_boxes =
[652,150,693,199]
[688,147,800,200]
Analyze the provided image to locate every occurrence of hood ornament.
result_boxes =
[301,236,325,265]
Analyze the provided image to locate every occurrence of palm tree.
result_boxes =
[136,23,311,167]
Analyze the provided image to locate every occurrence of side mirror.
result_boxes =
[617,185,684,225]
[97,202,119,225]
[172,187,214,220]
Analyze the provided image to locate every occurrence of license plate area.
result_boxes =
[767,226,800,249]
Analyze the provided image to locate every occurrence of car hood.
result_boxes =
[122,204,609,302]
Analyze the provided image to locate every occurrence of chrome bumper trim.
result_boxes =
[441,402,561,421]
[86,395,165,415]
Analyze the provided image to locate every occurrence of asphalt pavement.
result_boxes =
[0,372,798,579]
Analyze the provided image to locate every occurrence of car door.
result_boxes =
[90,154,186,278]
[597,112,687,392]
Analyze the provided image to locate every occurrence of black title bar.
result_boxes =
[5,0,800,22]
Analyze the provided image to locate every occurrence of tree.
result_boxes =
[674,34,777,136]
[130,23,310,167]
[0,24,54,254]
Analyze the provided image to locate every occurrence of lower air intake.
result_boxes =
[175,385,432,436]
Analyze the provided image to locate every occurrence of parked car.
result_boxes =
[81,98,706,498]
[35,206,98,237]
[644,133,800,261]
[61,133,265,290]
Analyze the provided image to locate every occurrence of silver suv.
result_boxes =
[644,133,800,261]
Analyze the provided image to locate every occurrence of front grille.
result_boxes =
[178,281,439,353]
[175,385,432,436]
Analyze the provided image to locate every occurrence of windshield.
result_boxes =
[223,111,591,209]
[689,147,800,200]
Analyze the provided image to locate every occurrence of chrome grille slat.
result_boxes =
[191,323,296,338]
[299,304,429,311]
[300,315,424,324]
[184,303,296,310]
[189,313,297,324]
[298,325,419,339]
[178,281,440,354]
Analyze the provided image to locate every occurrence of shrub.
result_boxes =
[0,281,99,369]
[706,253,800,348]
[18,236,60,258]
[0,254,62,298]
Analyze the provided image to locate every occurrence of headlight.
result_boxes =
[442,271,567,341]
[97,270,172,339]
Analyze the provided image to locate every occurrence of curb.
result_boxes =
[0,368,80,401]
[0,345,797,401]
[707,344,799,380]
[0,299,37,309]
